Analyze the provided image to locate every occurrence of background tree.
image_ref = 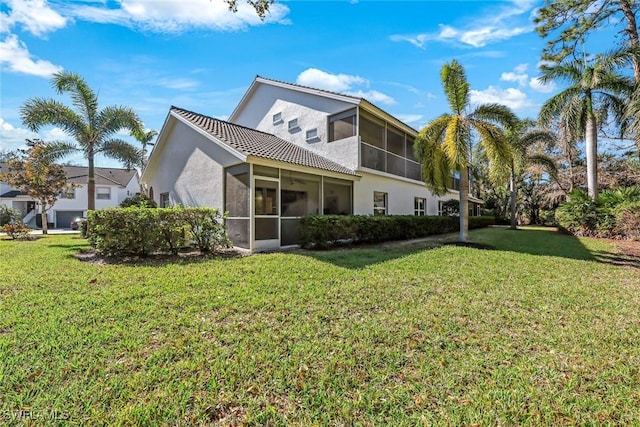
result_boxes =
[538,51,633,199]
[223,0,274,18]
[0,140,71,234]
[21,71,143,211]
[131,128,157,170]
[506,119,558,229]
[415,60,516,242]
[534,0,640,81]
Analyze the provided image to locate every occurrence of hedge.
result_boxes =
[299,215,495,249]
[87,207,230,256]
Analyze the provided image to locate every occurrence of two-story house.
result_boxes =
[141,76,481,251]
[0,163,139,228]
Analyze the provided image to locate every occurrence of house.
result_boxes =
[0,163,139,229]
[142,76,481,251]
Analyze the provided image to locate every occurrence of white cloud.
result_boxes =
[470,86,534,111]
[296,68,366,92]
[346,89,396,106]
[1,0,67,37]
[155,77,199,90]
[529,76,557,93]
[0,34,63,77]
[67,0,290,33]
[0,117,37,151]
[296,68,396,105]
[395,114,423,125]
[42,127,74,142]
[390,0,534,48]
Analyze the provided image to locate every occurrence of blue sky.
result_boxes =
[0,0,612,167]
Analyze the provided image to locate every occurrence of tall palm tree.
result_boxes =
[506,119,558,229]
[415,60,516,242]
[538,50,633,199]
[20,71,143,211]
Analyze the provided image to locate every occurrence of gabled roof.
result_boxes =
[0,162,137,187]
[170,106,358,176]
[0,190,22,198]
[230,75,418,135]
[62,166,137,187]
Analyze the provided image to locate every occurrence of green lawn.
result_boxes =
[1,228,639,425]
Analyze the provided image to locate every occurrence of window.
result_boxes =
[323,177,353,215]
[329,108,357,142]
[160,192,170,208]
[306,128,318,141]
[96,187,111,200]
[288,118,299,131]
[360,113,384,149]
[60,188,75,199]
[414,197,426,216]
[373,191,387,216]
[273,112,283,125]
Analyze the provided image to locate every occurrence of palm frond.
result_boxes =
[441,60,469,115]
[97,106,142,140]
[415,115,453,195]
[443,115,471,169]
[472,120,512,184]
[526,153,559,183]
[52,72,99,127]
[98,139,142,169]
[20,98,84,136]
[472,103,518,130]
[37,141,79,162]
[538,86,585,126]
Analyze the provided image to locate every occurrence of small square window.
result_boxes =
[306,128,318,141]
[60,188,75,199]
[288,118,299,130]
[273,112,282,125]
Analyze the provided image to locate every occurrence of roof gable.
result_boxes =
[0,162,137,187]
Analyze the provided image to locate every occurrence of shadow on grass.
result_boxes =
[300,227,640,270]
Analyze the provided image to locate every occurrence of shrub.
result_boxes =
[87,206,230,256]
[119,193,157,208]
[1,222,31,240]
[182,208,231,253]
[555,190,599,236]
[299,215,494,249]
[0,205,22,226]
[614,201,640,240]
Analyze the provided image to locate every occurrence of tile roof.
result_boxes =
[0,190,22,198]
[0,162,137,187]
[171,106,358,176]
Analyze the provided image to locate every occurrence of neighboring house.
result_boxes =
[142,76,481,251]
[0,163,139,228]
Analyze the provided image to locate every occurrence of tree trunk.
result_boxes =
[585,113,598,199]
[509,169,517,230]
[459,167,469,243]
[88,153,96,211]
[620,0,640,83]
[41,205,48,235]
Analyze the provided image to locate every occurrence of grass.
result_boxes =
[1,227,639,425]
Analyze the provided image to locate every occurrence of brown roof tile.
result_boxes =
[171,106,358,176]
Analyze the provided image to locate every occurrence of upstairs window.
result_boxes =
[60,188,75,199]
[273,112,283,125]
[288,118,299,131]
[96,187,111,200]
[306,128,318,142]
[328,108,357,142]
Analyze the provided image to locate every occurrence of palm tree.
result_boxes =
[538,50,633,199]
[506,119,558,229]
[415,60,516,242]
[20,71,143,211]
[131,128,158,170]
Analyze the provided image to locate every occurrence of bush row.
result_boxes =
[555,187,640,240]
[299,215,495,249]
[87,207,231,256]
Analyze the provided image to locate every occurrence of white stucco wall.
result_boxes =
[232,84,360,170]
[143,119,241,210]
[354,171,458,216]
